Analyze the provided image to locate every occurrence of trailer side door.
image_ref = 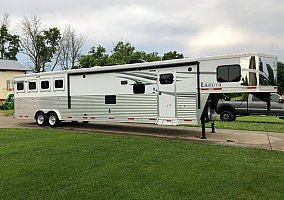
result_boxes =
[158,71,176,118]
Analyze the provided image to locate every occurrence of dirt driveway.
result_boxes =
[1,113,284,151]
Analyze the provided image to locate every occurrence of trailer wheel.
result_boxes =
[35,112,47,126]
[47,112,60,127]
[220,111,236,122]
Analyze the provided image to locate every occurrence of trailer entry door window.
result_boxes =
[133,83,145,94]
[160,73,174,84]
[105,95,116,104]
[217,65,241,82]
[16,82,24,91]
[41,80,50,90]
[28,81,37,91]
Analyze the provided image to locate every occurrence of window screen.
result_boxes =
[41,81,50,89]
[105,95,116,104]
[160,73,174,84]
[133,83,145,94]
[17,82,24,91]
[29,82,36,90]
[217,65,241,82]
[55,79,64,89]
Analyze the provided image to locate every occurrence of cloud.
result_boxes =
[1,0,283,62]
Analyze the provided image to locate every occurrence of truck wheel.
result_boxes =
[47,112,60,127]
[220,111,236,122]
[35,112,47,126]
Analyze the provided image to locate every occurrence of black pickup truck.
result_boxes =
[217,93,284,121]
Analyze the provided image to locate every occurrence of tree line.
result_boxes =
[0,14,183,73]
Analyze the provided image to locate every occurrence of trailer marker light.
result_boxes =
[149,118,156,121]
[128,118,134,120]
[213,88,222,90]
[90,117,96,119]
[247,86,257,89]
[183,119,192,122]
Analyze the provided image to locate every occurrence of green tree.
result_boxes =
[0,25,20,60]
[277,62,284,94]
[20,16,61,72]
[79,45,113,68]
[110,41,135,64]
[162,51,184,60]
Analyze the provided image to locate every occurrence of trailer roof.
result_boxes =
[14,52,277,78]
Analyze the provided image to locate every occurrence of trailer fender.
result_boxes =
[35,109,62,120]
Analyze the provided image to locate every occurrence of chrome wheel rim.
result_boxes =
[49,115,56,126]
[37,114,45,125]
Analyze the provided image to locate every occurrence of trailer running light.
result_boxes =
[128,118,134,120]
[67,116,72,119]
[183,119,193,122]
[247,86,257,89]
[149,118,156,121]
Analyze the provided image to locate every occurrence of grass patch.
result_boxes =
[188,116,284,133]
[0,128,284,200]
[0,109,14,116]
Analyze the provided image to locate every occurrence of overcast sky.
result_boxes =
[2,0,284,64]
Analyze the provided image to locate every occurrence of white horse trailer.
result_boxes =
[14,53,278,138]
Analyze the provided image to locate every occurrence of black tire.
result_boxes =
[82,121,89,124]
[35,112,47,126]
[220,110,236,122]
[47,112,60,127]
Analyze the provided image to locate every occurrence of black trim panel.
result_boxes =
[68,61,199,76]
[197,62,201,109]
[67,74,71,109]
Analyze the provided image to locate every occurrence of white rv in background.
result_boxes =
[14,53,278,138]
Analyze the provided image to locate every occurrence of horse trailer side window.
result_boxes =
[133,83,145,94]
[41,80,50,91]
[28,81,37,91]
[54,78,64,91]
[160,73,174,84]
[55,79,64,89]
[16,82,24,91]
[217,65,241,82]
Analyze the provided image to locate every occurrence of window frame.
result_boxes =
[40,79,51,92]
[53,78,65,91]
[159,73,174,85]
[133,83,145,94]
[217,64,241,83]
[16,81,25,93]
[28,80,37,92]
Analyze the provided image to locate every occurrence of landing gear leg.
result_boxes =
[201,115,206,139]
[211,122,216,133]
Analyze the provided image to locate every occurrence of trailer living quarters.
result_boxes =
[14,53,278,138]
